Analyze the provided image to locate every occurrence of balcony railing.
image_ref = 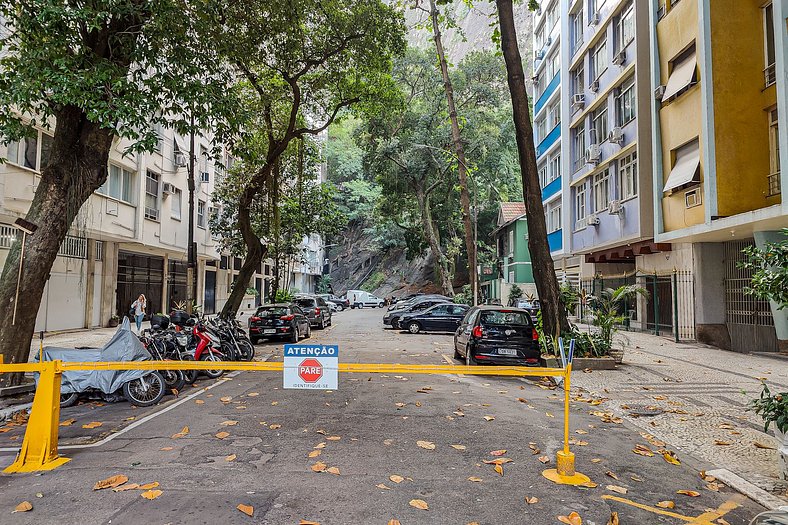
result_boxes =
[768,171,781,196]
[765,64,776,88]
[573,156,586,173]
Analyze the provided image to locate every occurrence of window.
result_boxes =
[764,3,776,87]
[549,154,561,183]
[535,72,546,99]
[547,2,558,30]
[768,108,780,195]
[171,188,182,220]
[593,168,610,211]
[592,39,607,80]
[144,171,160,221]
[575,183,588,226]
[536,117,547,142]
[548,204,562,232]
[571,10,584,54]
[548,101,561,129]
[572,65,585,98]
[618,152,638,199]
[616,3,634,51]
[662,44,697,102]
[6,135,38,170]
[591,105,608,144]
[197,200,206,228]
[663,138,700,193]
[152,123,163,153]
[98,164,134,203]
[549,52,560,79]
[539,162,549,188]
[508,229,514,255]
[615,76,636,126]
[536,26,545,49]
[573,123,586,172]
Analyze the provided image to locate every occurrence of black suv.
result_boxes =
[294,295,333,329]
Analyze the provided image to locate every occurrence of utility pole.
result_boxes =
[186,113,196,315]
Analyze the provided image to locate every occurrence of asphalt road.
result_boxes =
[0,308,768,524]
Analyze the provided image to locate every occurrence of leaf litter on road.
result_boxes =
[141,489,163,500]
[237,504,254,517]
[93,475,129,490]
[13,501,32,513]
[417,440,435,450]
[409,499,429,510]
[557,511,582,525]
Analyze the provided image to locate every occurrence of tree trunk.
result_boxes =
[428,0,476,302]
[416,184,454,296]
[0,106,113,386]
[495,0,569,338]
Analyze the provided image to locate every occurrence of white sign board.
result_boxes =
[283,344,339,390]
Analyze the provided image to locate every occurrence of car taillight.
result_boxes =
[280,315,295,321]
[532,328,539,341]
[472,326,484,338]
[250,316,260,322]
[315,307,321,316]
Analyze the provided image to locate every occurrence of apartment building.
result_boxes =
[0,122,324,331]
[646,0,788,352]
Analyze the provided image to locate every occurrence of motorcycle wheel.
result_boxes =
[161,369,186,393]
[123,372,165,407]
[181,354,198,384]
[239,339,255,361]
[200,352,224,379]
[60,392,79,408]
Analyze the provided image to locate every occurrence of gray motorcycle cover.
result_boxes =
[35,318,154,394]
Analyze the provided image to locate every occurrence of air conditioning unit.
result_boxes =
[199,171,210,184]
[585,144,602,164]
[571,93,586,109]
[608,200,624,214]
[589,11,600,25]
[654,85,666,100]
[174,152,187,167]
[609,127,624,144]
[612,50,626,66]
[588,214,601,226]
[162,182,176,195]
[590,79,600,92]
[536,49,546,61]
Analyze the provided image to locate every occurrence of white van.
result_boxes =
[345,290,385,308]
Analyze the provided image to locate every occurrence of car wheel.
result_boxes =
[318,317,326,330]
[337,305,344,312]
[291,326,299,343]
[407,321,421,334]
[378,302,384,308]
[466,349,476,366]
[305,324,312,339]
[453,339,462,360]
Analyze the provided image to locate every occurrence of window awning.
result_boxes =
[663,140,700,193]
[662,52,697,102]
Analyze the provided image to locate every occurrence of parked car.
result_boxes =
[387,294,450,312]
[514,298,541,318]
[454,306,540,366]
[399,303,471,334]
[384,298,451,329]
[346,290,385,308]
[248,303,311,343]
[318,293,350,311]
[294,295,333,329]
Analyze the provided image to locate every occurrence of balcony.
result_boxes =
[768,171,781,196]
[547,229,563,252]
[765,64,776,88]
[536,125,561,158]
[534,72,560,115]
[542,176,561,201]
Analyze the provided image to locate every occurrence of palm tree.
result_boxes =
[590,285,649,347]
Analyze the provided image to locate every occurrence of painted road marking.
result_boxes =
[602,494,741,525]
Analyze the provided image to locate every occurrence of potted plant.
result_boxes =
[589,285,648,364]
[750,383,788,480]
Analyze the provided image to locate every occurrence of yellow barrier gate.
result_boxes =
[0,356,588,485]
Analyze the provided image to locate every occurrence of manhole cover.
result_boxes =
[626,405,663,417]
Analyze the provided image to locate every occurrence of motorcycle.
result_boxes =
[38,318,166,408]
[750,508,788,524]
[191,319,226,379]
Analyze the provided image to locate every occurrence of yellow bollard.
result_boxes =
[4,360,70,473]
[542,361,591,486]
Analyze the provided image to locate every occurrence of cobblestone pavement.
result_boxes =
[571,328,788,498]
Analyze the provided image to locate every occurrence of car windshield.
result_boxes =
[257,307,288,317]
[480,310,530,326]
[295,299,315,308]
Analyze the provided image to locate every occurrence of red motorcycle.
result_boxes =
[184,319,225,379]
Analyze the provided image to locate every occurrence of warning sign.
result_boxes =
[283,344,338,390]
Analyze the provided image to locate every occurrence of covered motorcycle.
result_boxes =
[36,318,165,407]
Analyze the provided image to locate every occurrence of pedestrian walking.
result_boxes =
[131,294,146,332]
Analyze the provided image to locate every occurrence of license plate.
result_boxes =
[264,329,276,334]
[498,348,518,356]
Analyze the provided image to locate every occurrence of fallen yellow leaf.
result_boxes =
[215,431,230,439]
[326,436,341,441]
[82,421,103,429]
[160,447,174,451]
[225,454,237,462]
[13,501,32,513]
[171,426,189,438]
[450,444,466,450]
[714,440,732,446]
[591,458,602,463]
[326,467,340,475]
[606,485,627,495]
[468,476,483,482]
[538,456,550,464]
[607,512,619,525]
[525,496,538,504]
[93,475,129,490]
[236,503,253,516]
[656,500,675,509]
[221,420,238,426]
[753,442,776,450]
[417,440,436,450]
[605,471,618,480]
[308,450,321,458]
[220,396,232,402]
[195,399,205,404]
[389,475,404,484]
[676,490,700,497]
[59,419,76,426]
[557,511,582,525]
[112,483,140,492]
[376,483,391,490]
[388,520,401,525]
[299,521,320,525]
[311,461,327,472]
[483,415,495,421]
[138,482,160,490]
[483,458,513,465]
[269,424,282,430]
[490,449,507,456]
[662,451,681,465]
[247,392,259,397]
[141,489,163,500]
[314,442,326,449]
[409,499,429,510]
[494,463,504,476]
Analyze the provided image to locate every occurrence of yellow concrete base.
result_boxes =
[4,455,70,473]
[542,468,592,486]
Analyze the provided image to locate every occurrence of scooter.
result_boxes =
[750,508,788,524]
[191,319,226,379]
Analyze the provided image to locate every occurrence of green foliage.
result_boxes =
[590,285,649,347]
[274,289,294,303]
[740,229,788,309]
[750,383,788,434]
[453,284,473,306]
[362,271,386,292]
[507,284,523,305]
[245,287,259,297]
[559,284,579,315]
[317,275,332,294]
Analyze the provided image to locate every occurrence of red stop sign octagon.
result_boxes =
[298,358,323,383]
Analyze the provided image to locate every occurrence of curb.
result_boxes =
[706,468,788,510]
[0,402,32,422]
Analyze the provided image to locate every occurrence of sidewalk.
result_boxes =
[572,328,788,499]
